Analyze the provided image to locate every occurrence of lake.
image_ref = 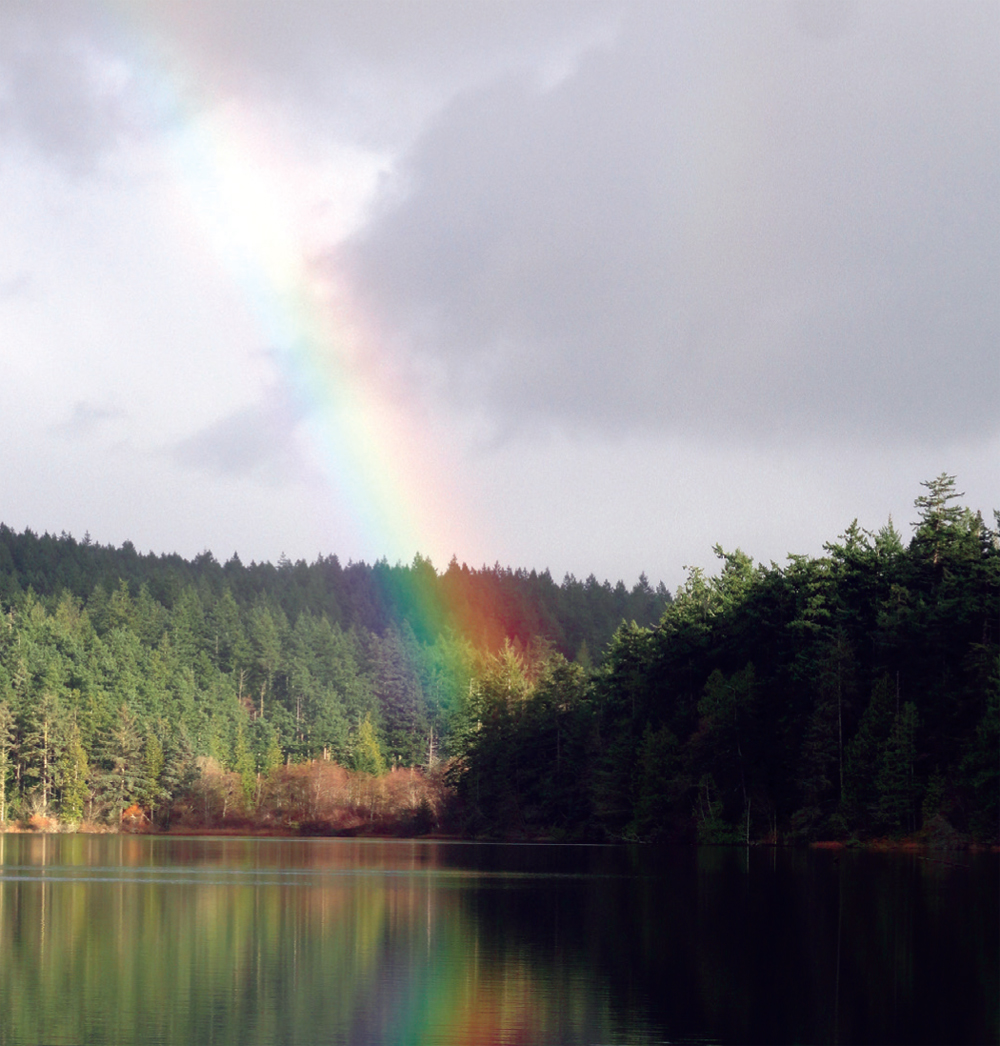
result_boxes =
[0,834,995,1045]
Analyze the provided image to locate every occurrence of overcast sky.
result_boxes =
[1,0,996,591]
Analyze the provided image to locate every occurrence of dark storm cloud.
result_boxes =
[5,1,996,447]
[342,1,999,445]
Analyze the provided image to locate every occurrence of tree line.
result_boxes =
[0,533,667,829]
[0,529,668,659]
[454,475,998,843]
[0,474,995,843]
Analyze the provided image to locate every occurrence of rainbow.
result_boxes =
[110,4,474,577]
[71,14,592,1041]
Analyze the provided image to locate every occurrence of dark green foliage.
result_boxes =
[158,727,199,825]
[0,526,669,663]
[56,718,89,821]
[371,626,427,765]
[0,525,667,825]
[690,664,758,837]
[453,479,995,844]
[629,723,685,840]
[450,477,996,843]
[840,675,897,832]
[449,643,596,838]
[95,705,145,823]
[960,671,999,839]
[0,476,993,843]
[874,701,919,834]
[578,479,999,843]
[20,692,62,815]
[693,773,741,844]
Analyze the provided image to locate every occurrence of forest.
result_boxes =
[0,474,996,844]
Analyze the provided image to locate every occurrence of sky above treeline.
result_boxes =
[1,0,997,592]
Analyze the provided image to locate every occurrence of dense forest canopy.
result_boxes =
[0,474,996,844]
[0,529,668,827]
[0,529,668,658]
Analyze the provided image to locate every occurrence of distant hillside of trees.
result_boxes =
[0,528,667,829]
[0,474,995,845]
[0,528,668,660]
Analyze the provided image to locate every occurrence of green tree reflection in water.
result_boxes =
[0,835,651,1046]
[0,836,995,1045]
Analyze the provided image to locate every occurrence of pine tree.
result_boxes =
[372,626,427,765]
[911,473,967,566]
[160,727,199,823]
[233,722,256,810]
[353,712,386,776]
[56,718,90,822]
[0,700,14,823]
[839,676,896,831]
[875,701,919,835]
[96,705,144,822]
[141,729,167,822]
[20,693,62,815]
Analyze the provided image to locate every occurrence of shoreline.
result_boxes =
[1,821,996,852]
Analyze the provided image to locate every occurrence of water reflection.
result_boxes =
[0,836,995,1045]
[0,836,650,1045]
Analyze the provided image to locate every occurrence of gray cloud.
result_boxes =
[138,1,618,143]
[0,2,146,167]
[0,272,31,300]
[171,391,305,486]
[5,2,993,448]
[0,0,994,585]
[0,0,615,163]
[341,1,999,446]
[52,401,126,437]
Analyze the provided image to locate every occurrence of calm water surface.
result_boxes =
[0,834,995,1045]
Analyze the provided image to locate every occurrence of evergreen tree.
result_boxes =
[233,722,256,810]
[959,670,999,840]
[353,712,386,776]
[208,589,249,675]
[248,602,283,719]
[840,675,896,831]
[691,664,758,836]
[96,705,144,822]
[372,626,427,765]
[160,727,199,823]
[630,723,683,840]
[911,473,969,567]
[794,630,857,836]
[0,475,990,840]
[106,579,136,632]
[20,692,62,815]
[875,701,919,834]
[0,700,13,823]
[140,728,168,822]
[56,717,90,822]
[252,718,284,777]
